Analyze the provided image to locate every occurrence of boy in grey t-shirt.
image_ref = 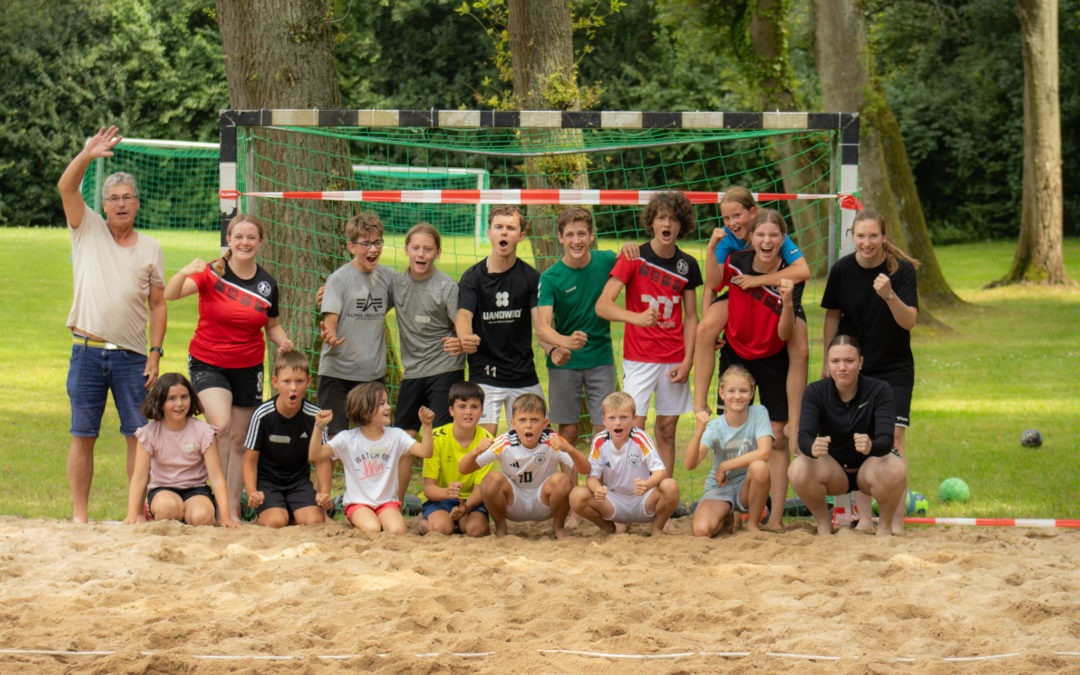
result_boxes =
[318,212,395,436]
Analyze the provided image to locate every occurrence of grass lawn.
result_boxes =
[1,227,1077,522]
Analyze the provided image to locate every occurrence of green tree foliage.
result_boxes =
[333,0,495,108]
[873,0,1079,242]
[0,0,225,226]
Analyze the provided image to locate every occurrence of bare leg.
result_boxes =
[569,485,615,534]
[227,405,254,522]
[648,478,680,536]
[889,427,908,535]
[481,473,511,537]
[766,421,788,531]
[742,460,770,532]
[858,453,907,538]
[559,423,583,529]
[692,303,726,413]
[542,473,573,540]
[195,388,236,518]
[788,454,848,536]
[68,436,97,523]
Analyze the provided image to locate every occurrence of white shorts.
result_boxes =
[603,489,656,523]
[478,383,545,427]
[505,474,556,522]
[622,360,691,417]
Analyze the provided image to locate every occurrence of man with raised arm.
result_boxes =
[57,126,167,523]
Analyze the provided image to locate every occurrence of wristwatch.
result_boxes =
[149,346,164,357]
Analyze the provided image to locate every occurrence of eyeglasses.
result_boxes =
[350,239,384,250]
[104,194,139,204]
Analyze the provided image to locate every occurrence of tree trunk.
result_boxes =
[508,0,589,272]
[813,0,962,309]
[746,0,832,277]
[994,0,1071,286]
[216,0,356,358]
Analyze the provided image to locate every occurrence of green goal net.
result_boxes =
[82,111,860,501]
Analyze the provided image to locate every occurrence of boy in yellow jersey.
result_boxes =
[415,381,494,536]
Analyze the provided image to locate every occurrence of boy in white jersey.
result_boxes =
[458,393,589,538]
[570,392,680,536]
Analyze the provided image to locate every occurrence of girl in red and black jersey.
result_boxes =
[716,209,806,530]
[165,214,293,522]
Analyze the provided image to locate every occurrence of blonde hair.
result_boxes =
[851,209,921,274]
[718,364,756,394]
[601,391,636,415]
[719,186,756,211]
[511,392,547,417]
[214,214,265,276]
[405,222,441,250]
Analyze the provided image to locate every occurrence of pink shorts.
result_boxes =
[344,501,402,519]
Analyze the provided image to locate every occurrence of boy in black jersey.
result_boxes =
[456,206,555,435]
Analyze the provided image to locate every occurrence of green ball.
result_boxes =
[908,491,929,516]
[939,478,971,504]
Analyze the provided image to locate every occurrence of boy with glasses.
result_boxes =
[317,212,395,436]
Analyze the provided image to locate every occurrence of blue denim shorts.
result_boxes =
[67,343,148,437]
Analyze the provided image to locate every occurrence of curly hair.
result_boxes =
[641,191,695,239]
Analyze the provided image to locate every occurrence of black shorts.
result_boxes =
[863,371,913,427]
[256,478,318,515]
[148,485,214,511]
[317,375,383,435]
[188,355,264,407]
[394,370,464,432]
[717,345,789,422]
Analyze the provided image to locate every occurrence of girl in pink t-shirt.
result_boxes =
[123,373,237,527]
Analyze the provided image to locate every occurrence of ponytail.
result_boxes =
[852,209,920,274]
[212,250,231,277]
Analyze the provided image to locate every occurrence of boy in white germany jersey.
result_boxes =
[570,392,680,536]
[458,393,589,538]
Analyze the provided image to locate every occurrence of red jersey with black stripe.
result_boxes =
[188,262,279,368]
[610,243,702,363]
[722,249,803,360]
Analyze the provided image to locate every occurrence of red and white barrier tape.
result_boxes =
[904,517,1080,528]
[219,188,863,210]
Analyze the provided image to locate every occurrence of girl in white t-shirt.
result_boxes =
[123,373,237,527]
[309,382,434,534]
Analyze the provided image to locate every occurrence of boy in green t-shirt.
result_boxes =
[535,207,618,448]
[414,381,494,536]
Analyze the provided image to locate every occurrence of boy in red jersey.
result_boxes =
[595,192,701,476]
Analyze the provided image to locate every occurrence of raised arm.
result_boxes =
[552,434,591,475]
[874,273,918,331]
[595,277,657,327]
[164,259,207,301]
[58,126,123,228]
[683,410,711,471]
[409,407,436,459]
[777,280,795,343]
[309,410,334,462]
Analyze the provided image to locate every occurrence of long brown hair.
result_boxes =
[852,209,920,274]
